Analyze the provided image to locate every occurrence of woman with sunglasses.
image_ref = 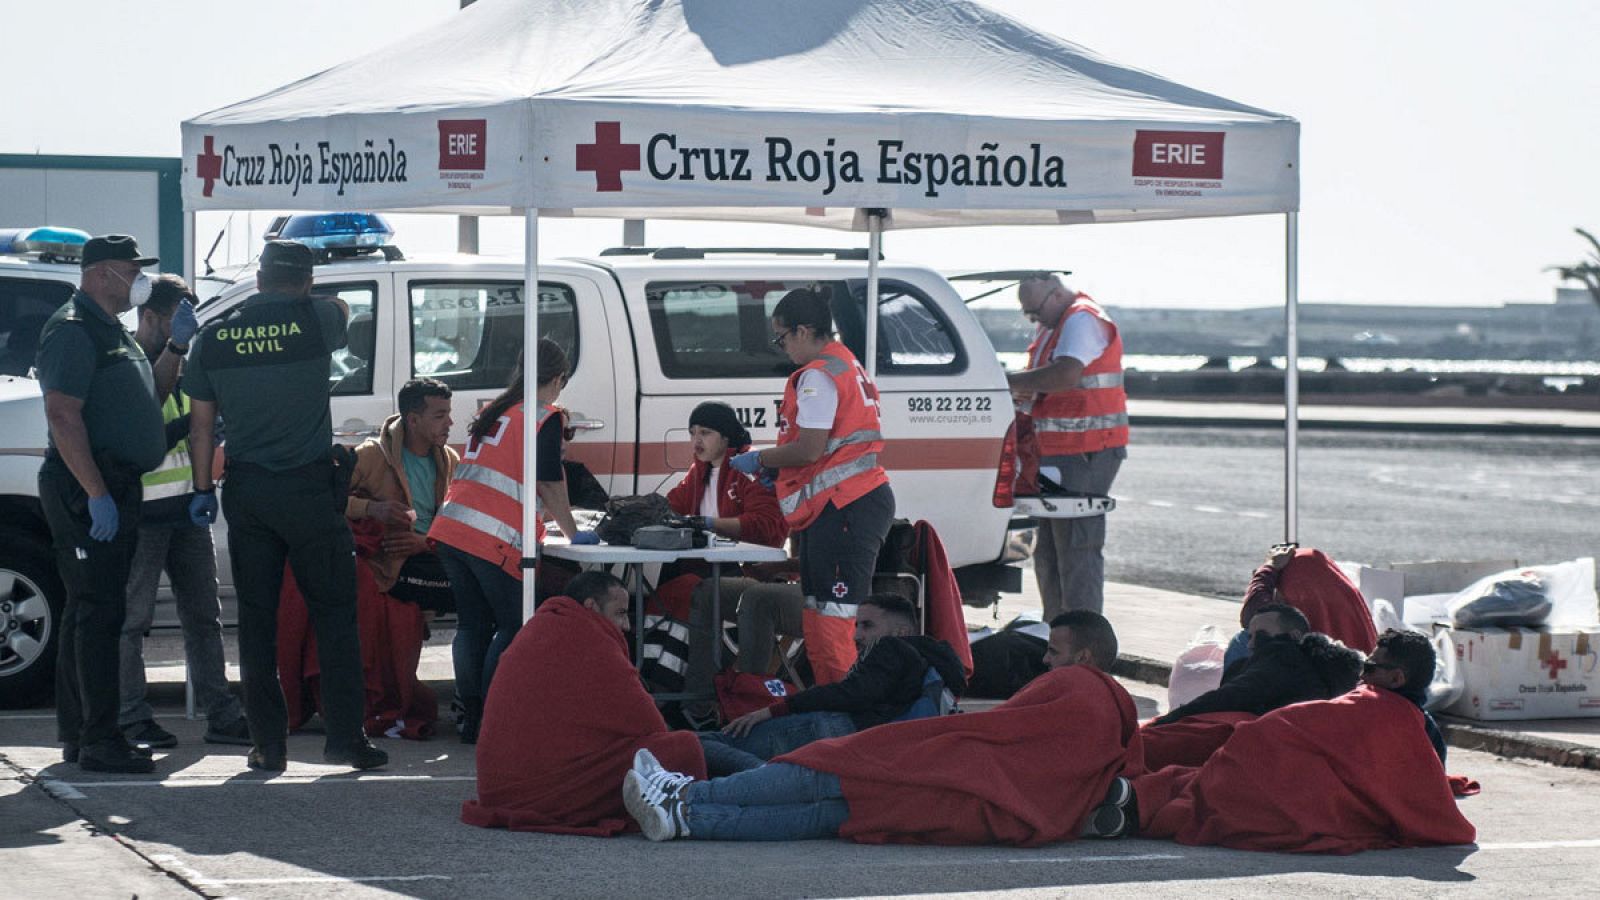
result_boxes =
[729,288,895,684]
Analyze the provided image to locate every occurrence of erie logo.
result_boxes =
[438,119,487,171]
[1132,130,1225,180]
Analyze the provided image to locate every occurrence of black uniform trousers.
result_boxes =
[38,455,143,749]
[221,460,365,754]
[795,482,896,611]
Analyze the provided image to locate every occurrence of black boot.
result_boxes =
[459,697,484,744]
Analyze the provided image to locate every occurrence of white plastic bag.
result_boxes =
[1425,629,1464,712]
[1446,558,1598,629]
[1167,625,1228,710]
[1371,599,1407,636]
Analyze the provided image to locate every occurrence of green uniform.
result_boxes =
[36,292,165,472]
[182,292,347,470]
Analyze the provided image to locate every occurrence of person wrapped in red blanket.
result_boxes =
[1240,545,1378,654]
[461,572,706,836]
[1132,630,1476,854]
[623,612,1141,846]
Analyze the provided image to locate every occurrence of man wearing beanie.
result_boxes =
[660,401,790,723]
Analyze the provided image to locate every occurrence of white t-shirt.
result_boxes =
[794,369,840,429]
[1034,311,1112,367]
[700,464,723,519]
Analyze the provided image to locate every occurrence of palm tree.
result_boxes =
[1550,227,1600,308]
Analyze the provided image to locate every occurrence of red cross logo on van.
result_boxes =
[195,135,223,197]
[576,122,641,192]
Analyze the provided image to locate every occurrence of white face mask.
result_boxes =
[105,267,153,307]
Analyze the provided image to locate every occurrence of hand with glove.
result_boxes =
[189,490,219,527]
[87,494,119,542]
[729,449,763,475]
[682,515,713,532]
[570,530,601,545]
[169,299,199,349]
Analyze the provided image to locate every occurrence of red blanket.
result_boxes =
[1136,686,1475,854]
[461,595,706,836]
[276,522,436,739]
[1251,549,1379,653]
[780,666,1141,847]
[912,521,974,679]
[1139,712,1255,771]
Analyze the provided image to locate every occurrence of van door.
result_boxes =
[322,274,397,445]
[398,271,621,495]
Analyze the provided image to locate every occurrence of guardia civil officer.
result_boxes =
[36,235,167,773]
[729,288,895,682]
[183,240,386,772]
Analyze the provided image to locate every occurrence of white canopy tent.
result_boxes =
[181,0,1302,612]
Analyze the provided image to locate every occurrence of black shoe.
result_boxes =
[122,719,178,749]
[204,717,254,746]
[247,746,288,772]
[62,742,78,764]
[458,697,483,745]
[77,740,156,774]
[1081,776,1138,839]
[325,739,388,771]
[114,735,154,758]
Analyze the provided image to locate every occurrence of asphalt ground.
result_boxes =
[1105,426,1600,599]
[4,686,1600,899]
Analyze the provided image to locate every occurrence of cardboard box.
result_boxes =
[1440,626,1600,721]
[1359,559,1517,623]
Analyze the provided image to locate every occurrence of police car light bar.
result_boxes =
[264,213,400,260]
[0,226,91,263]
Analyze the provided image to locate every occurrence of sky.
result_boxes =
[3,0,1597,309]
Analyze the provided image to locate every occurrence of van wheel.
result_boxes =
[0,538,64,709]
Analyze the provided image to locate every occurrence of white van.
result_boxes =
[0,224,1033,704]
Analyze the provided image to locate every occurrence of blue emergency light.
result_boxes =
[0,226,91,262]
[264,213,397,257]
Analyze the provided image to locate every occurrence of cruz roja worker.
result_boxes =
[730,288,895,683]
[183,240,386,772]
[1005,272,1128,618]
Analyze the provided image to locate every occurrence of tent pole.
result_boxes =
[522,209,541,622]
[183,211,196,285]
[1284,211,1300,543]
[864,209,884,379]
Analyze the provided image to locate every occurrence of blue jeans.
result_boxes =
[683,763,849,841]
[699,711,857,776]
[119,524,242,727]
[439,543,523,703]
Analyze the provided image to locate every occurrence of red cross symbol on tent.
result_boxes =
[1543,650,1568,680]
[832,581,850,599]
[195,136,223,198]
[575,122,640,192]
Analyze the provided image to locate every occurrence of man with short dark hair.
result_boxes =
[699,593,967,774]
[1151,603,1363,726]
[345,377,458,606]
[117,275,250,750]
[36,235,167,773]
[184,239,385,772]
[1044,609,1119,672]
[1361,628,1447,763]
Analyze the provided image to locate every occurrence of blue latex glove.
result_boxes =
[87,494,119,542]
[189,491,219,527]
[571,530,601,545]
[169,299,199,347]
[729,450,762,475]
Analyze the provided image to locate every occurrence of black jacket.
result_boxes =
[782,635,968,730]
[1155,632,1363,726]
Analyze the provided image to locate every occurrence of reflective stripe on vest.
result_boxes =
[141,391,193,502]
[805,596,860,618]
[779,452,881,517]
[451,460,522,504]
[1027,294,1128,455]
[427,403,551,579]
[825,428,882,454]
[434,501,523,551]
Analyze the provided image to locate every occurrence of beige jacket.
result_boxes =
[345,414,459,591]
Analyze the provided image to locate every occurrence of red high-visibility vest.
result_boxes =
[775,341,889,532]
[1025,294,1129,456]
[428,403,553,581]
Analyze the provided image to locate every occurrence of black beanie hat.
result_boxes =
[689,400,751,449]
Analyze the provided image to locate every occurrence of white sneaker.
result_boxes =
[623,768,690,841]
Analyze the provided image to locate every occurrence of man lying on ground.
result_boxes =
[1226,544,1378,667]
[462,571,706,835]
[1152,603,1363,726]
[623,615,1137,845]
[699,593,967,775]
[1124,626,1475,853]
[1359,627,1448,763]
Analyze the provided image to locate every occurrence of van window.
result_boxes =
[408,281,577,391]
[327,282,379,395]
[645,278,964,379]
[0,276,74,378]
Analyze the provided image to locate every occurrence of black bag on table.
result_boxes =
[596,493,675,545]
